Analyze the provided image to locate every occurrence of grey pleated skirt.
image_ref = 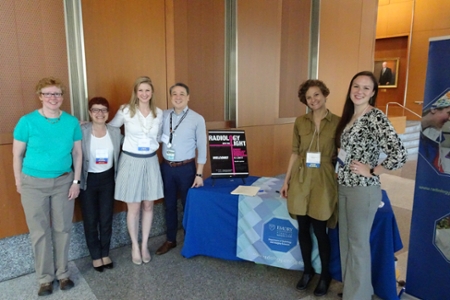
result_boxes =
[114,152,164,203]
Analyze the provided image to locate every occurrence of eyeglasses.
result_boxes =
[90,108,109,114]
[40,92,63,98]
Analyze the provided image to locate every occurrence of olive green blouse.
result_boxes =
[287,110,340,228]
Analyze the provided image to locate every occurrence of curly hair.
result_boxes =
[297,79,330,106]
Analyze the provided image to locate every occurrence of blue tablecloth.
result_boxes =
[182,176,403,300]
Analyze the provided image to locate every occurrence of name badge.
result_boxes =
[161,134,170,144]
[138,138,151,151]
[166,149,175,160]
[337,149,347,166]
[306,152,321,168]
[95,149,108,164]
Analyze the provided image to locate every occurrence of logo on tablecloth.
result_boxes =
[263,218,298,252]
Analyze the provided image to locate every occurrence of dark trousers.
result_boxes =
[79,168,115,260]
[297,215,331,279]
[161,161,196,242]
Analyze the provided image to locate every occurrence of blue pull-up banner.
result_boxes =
[404,36,450,299]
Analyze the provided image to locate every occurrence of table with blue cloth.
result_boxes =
[182,176,403,300]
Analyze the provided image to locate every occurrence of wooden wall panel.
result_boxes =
[0,145,28,238]
[278,0,310,119]
[172,0,225,122]
[0,0,70,140]
[405,0,450,119]
[318,0,378,116]
[81,0,167,118]
[376,0,413,38]
[237,0,282,127]
[237,124,293,177]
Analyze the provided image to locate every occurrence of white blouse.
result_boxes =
[109,105,163,154]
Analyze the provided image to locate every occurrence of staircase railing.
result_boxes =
[385,102,422,119]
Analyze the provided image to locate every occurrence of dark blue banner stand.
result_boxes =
[402,36,450,299]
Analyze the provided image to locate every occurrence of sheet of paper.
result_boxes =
[231,185,260,197]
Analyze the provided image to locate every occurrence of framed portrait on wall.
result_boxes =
[374,58,399,88]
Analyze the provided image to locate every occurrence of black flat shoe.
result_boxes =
[296,272,315,290]
[93,265,104,272]
[103,262,114,269]
[314,277,331,296]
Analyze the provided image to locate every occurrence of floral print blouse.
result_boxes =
[337,108,407,187]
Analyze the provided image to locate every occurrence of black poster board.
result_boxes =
[208,130,249,178]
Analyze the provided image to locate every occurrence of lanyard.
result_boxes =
[169,109,189,145]
[307,126,320,152]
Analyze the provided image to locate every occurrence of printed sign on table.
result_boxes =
[208,130,249,178]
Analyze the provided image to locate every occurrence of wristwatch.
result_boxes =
[195,174,202,178]
[73,180,81,184]
[370,168,376,177]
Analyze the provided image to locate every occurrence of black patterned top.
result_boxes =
[337,108,407,187]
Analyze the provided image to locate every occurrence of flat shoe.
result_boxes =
[102,257,114,269]
[93,265,104,272]
[142,248,152,263]
[296,271,315,290]
[103,262,114,269]
[132,246,142,265]
[314,277,331,296]
[59,278,74,291]
[38,282,53,296]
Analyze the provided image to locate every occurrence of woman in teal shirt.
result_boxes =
[12,77,82,297]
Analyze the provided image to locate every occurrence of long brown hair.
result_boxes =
[335,71,378,148]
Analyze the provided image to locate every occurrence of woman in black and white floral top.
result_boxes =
[334,71,407,300]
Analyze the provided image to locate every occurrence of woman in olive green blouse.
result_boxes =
[280,79,340,297]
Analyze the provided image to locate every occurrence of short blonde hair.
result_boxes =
[35,77,66,95]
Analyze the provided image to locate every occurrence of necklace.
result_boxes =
[42,109,61,124]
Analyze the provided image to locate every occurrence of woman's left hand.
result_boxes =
[68,184,80,200]
[349,161,371,177]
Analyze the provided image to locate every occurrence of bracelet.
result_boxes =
[195,174,202,178]
[73,180,81,184]
[370,168,376,176]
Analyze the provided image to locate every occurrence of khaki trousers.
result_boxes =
[20,172,75,284]
[338,185,381,300]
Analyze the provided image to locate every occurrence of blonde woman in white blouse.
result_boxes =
[109,76,164,265]
[334,71,407,299]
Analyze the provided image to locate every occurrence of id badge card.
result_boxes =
[306,152,321,168]
[161,134,170,144]
[137,138,151,151]
[95,149,108,164]
[337,149,347,166]
[166,149,175,160]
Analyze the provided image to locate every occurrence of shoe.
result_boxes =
[93,259,104,272]
[142,248,152,263]
[296,271,315,290]
[38,282,53,296]
[102,257,114,269]
[337,292,343,298]
[93,265,104,272]
[156,241,177,255]
[314,277,331,296]
[132,245,142,265]
[103,262,114,269]
[59,278,74,291]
